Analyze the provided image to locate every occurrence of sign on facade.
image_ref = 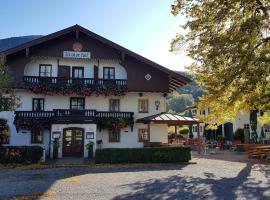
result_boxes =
[63,51,91,59]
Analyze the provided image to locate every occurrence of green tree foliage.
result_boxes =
[171,0,270,126]
[0,55,18,111]
[179,126,189,135]
[177,71,204,101]
[167,93,194,113]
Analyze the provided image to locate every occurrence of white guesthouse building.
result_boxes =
[0,25,190,158]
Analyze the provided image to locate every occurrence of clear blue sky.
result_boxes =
[0,0,191,71]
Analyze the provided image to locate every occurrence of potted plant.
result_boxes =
[85,141,94,159]
[53,139,60,159]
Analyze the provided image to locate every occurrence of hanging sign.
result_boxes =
[63,51,91,59]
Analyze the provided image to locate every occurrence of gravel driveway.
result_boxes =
[0,151,269,200]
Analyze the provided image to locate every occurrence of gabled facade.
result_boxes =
[0,25,190,158]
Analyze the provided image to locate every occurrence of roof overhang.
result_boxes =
[136,112,199,126]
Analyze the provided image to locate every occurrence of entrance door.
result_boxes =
[63,128,84,157]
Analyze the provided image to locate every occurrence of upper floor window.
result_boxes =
[244,124,250,129]
[103,67,115,80]
[138,99,149,113]
[72,67,84,78]
[109,99,120,112]
[32,98,44,111]
[39,64,52,77]
[192,109,197,115]
[264,125,270,132]
[70,97,85,110]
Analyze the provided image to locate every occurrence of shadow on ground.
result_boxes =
[112,163,270,200]
[0,162,269,199]
[0,164,188,199]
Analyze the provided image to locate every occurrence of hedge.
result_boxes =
[95,147,191,164]
[0,146,43,164]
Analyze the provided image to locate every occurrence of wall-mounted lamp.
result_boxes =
[139,92,143,97]
[155,100,160,110]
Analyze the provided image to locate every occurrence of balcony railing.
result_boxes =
[15,111,54,118]
[53,109,96,123]
[14,110,134,125]
[96,111,134,119]
[23,76,127,87]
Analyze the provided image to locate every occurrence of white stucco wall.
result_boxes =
[15,91,166,119]
[24,58,127,79]
[150,124,168,143]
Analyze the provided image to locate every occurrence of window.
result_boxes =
[193,125,198,132]
[39,64,52,77]
[138,129,149,142]
[202,110,206,115]
[192,109,197,115]
[264,124,270,132]
[109,129,120,142]
[70,98,85,110]
[31,129,43,144]
[72,67,84,78]
[244,124,250,129]
[138,99,149,113]
[109,99,120,112]
[32,98,44,111]
[103,67,115,79]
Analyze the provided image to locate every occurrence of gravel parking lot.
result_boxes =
[0,151,269,200]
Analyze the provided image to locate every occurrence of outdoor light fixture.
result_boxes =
[155,100,160,110]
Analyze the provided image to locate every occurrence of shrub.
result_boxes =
[0,146,43,164]
[179,127,189,135]
[234,128,245,143]
[95,147,191,164]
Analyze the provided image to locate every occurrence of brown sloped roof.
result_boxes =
[136,112,199,125]
[1,24,190,90]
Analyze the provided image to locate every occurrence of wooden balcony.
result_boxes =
[23,76,127,89]
[14,110,134,127]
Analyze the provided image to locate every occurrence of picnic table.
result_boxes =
[247,145,270,162]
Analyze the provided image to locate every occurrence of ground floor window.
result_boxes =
[138,129,149,142]
[109,129,120,143]
[31,129,43,144]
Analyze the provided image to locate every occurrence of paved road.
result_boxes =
[0,151,269,200]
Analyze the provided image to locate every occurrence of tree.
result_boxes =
[167,93,194,113]
[0,55,18,111]
[171,0,270,126]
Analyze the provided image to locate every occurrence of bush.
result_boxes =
[0,146,43,164]
[179,127,189,135]
[234,128,245,143]
[95,147,191,164]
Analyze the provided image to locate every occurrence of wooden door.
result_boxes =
[58,65,70,77]
[58,65,70,84]
[63,128,84,157]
